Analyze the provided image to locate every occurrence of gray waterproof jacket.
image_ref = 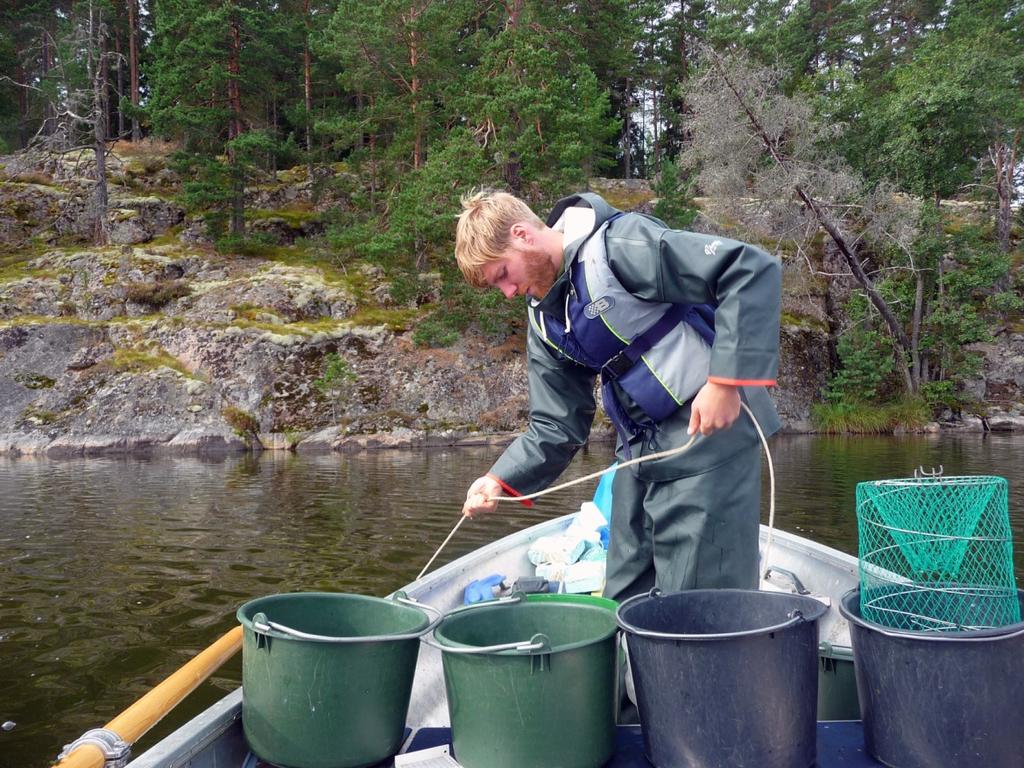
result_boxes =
[488,194,782,501]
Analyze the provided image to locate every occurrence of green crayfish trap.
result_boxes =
[856,475,1019,631]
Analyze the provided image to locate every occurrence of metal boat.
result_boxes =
[112,514,860,767]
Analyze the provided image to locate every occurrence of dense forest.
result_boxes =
[0,0,1022,428]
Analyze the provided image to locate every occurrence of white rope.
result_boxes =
[415,514,467,581]
[491,432,699,502]
[747,401,778,583]
[418,402,778,582]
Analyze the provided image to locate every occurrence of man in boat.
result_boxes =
[455,190,781,600]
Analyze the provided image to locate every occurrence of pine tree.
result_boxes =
[125,0,142,141]
[320,0,466,185]
[0,19,20,150]
[652,1,712,164]
[452,1,618,198]
[149,0,282,238]
[0,1,69,149]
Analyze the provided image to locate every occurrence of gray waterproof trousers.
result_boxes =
[603,443,762,602]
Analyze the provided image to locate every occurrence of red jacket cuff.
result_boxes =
[707,375,777,387]
[487,473,535,508]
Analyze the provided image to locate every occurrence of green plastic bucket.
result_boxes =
[237,592,439,768]
[429,595,618,768]
[525,592,618,612]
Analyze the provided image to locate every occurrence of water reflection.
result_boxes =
[0,434,1022,766]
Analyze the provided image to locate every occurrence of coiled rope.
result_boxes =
[417,401,777,582]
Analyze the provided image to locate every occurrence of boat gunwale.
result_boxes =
[125,518,860,766]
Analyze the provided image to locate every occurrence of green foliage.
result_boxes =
[320,0,618,229]
[832,3,1024,202]
[315,352,357,422]
[215,232,279,257]
[3,0,1017,437]
[879,40,1002,199]
[455,13,619,194]
[919,221,1012,384]
[226,129,278,171]
[825,321,897,404]
[412,266,523,348]
[0,24,17,150]
[708,0,817,88]
[323,126,501,291]
[475,290,525,338]
[314,352,356,393]
[172,153,234,239]
[411,316,461,348]
[149,0,235,146]
[987,290,1024,315]
[385,270,423,307]
[367,128,491,270]
[150,1,300,235]
[920,379,964,411]
[824,201,1016,413]
[652,162,699,230]
[811,397,931,434]
[223,405,260,437]
[811,401,891,434]
[884,396,933,428]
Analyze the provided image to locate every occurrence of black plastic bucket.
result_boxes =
[617,588,827,768]
[237,592,440,768]
[840,588,1024,768]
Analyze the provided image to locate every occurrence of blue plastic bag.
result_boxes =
[593,463,617,521]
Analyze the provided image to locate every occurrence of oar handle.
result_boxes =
[56,625,243,768]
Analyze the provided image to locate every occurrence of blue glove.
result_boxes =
[463,573,505,605]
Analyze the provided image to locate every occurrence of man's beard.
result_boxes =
[523,249,558,298]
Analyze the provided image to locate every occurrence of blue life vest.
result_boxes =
[529,210,717,451]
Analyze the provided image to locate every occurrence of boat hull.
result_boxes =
[126,518,860,767]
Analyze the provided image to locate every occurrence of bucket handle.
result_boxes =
[847,612,1024,642]
[616,588,810,641]
[763,566,810,595]
[422,632,551,655]
[442,593,526,616]
[251,594,442,643]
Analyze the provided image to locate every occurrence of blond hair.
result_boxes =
[455,189,542,287]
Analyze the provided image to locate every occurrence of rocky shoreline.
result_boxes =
[2,154,1021,458]
[2,289,1019,459]
[2,406,1022,459]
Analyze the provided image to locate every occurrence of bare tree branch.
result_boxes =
[682,46,922,393]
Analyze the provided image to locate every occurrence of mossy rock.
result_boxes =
[276,166,309,185]
[111,208,140,223]
[248,207,319,225]
[14,372,56,389]
[103,347,193,377]
[588,179,655,212]
[20,405,61,426]
[781,311,828,331]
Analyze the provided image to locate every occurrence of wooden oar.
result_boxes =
[55,625,243,768]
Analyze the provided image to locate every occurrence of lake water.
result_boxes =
[2,433,1023,767]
